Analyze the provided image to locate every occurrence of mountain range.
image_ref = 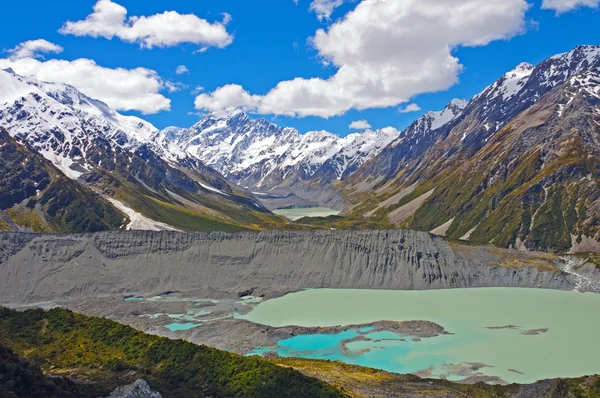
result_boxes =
[1,45,599,252]
[349,45,600,252]
[156,111,400,209]
[0,69,281,233]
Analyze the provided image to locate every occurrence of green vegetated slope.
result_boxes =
[81,135,288,233]
[351,74,600,252]
[272,358,600,398]
[0,126,286,234]
[0,344,85,397]
[0,128,125,233]
[407,78,600,252]
[0,307,344,398]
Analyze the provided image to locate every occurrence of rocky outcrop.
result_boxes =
[0,230,583,305]
[107,380,162,398]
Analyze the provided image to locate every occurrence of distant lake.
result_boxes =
[243,288,600,384]
[273,207,340,221]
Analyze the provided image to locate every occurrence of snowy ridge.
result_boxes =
[157,111,400,189]
[323,127,400,180]
[390,98,467,148]
[486,62,534,101]
[0,69,159,178]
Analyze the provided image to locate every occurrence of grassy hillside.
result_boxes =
[0,307,344,398]
[272,357,600,398]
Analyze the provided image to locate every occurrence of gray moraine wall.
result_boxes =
[0,229,590,305]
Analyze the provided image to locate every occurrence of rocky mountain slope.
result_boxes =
[349,45,600,253]
[0,128,125,232]
[2,230,594,305]
[0,69,282,233]
[156,110,399,209]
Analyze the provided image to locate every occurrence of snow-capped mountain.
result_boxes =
[157,110,400,192]
[0,68,159,179]
[348,45,600,252]
[315,127,401,183]
[457,45,600,146]
[348,98,468,185]
[0,69,277,233]
[390,99,468,148]
[350,45,600,189]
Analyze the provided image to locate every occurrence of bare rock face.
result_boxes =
[0,230,580,305]
[107,380,162,398]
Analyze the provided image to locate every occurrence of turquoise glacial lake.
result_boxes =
[273,207,340,221]
[242,288,600,384]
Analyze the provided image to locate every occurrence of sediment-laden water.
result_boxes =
[273,207,340,220]
[243,288,600,384]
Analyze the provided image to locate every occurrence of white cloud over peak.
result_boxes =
[310,0,345,21]
[194,84,258,115]
[349,119,371,129]
[398,103,422,113]
[176,65,189,75]
[60,0,233,49]
[541,0,599,13]
[0,40,171,114]
[7,39,63,60]
[195,0,529,118]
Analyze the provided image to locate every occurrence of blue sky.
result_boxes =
[1,0,599,136]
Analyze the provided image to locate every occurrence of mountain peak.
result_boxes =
[0,69,159,177]
[423,98,468,131]
[512,62,535,72]
[446,98,469,114]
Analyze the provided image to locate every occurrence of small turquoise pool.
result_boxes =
[165,323,201,332]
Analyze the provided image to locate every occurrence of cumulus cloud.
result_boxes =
[195,0,529,118]
[398,103,422,113]
[310,0,345,21]
[0,40,171,114]
[176,65,189,75]
[194,84,258,115]
[7,39,63,60]
[60,0,233,49]
[349,119,371,129]
[541,0,599,13]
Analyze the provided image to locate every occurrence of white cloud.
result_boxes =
[191,85,205,95]
[60,0,233,49]
[310,0,345,21]
[349,119,371,129]
[0,40,170,114]
[7,39,63,60]
[176,65,189,75]
[165,81,188,93]
[195,0,529,118]
[541,0,599,13]
[398,103,422,113]
[194,84,258,115]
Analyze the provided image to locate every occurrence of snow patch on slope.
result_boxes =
[107,198,180,231]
